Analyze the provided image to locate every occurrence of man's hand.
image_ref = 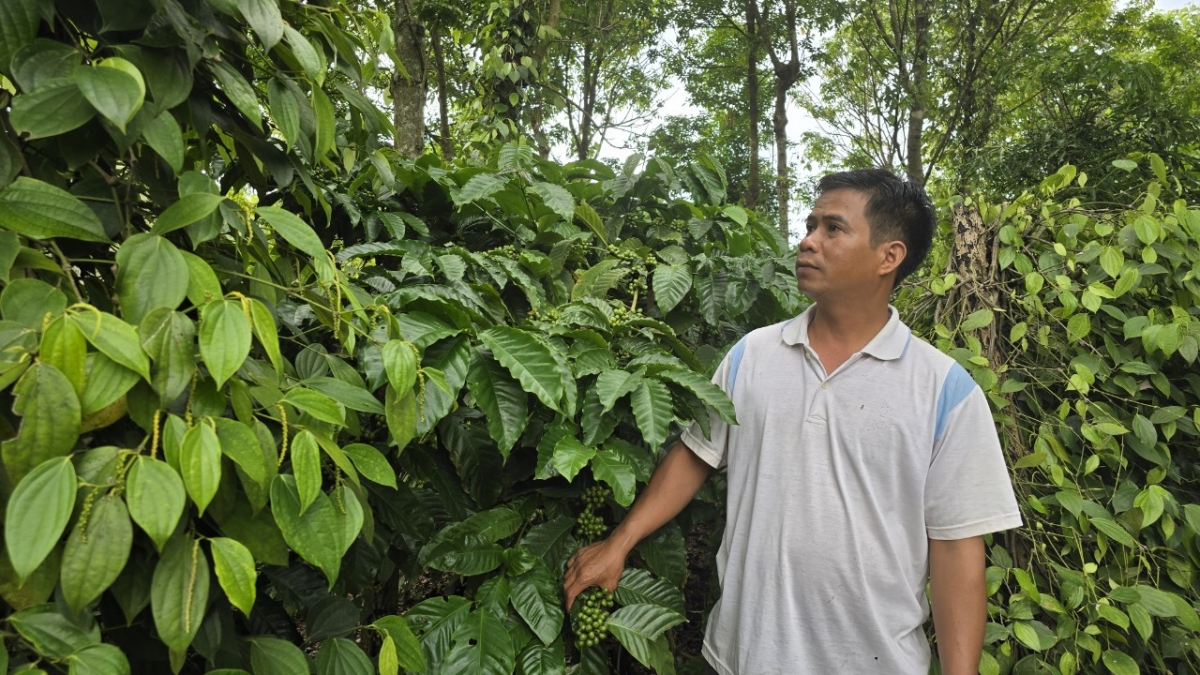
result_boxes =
[560,442,715,610]
[563,538,629,610]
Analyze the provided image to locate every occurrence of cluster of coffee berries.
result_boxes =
[575,485,609,541]
[609,303,643,328]
[528,305,562,323]
[573,586,615,649]
[606,245,654,266]
[488,244,520,260]
[606,245,655,294]
[583,485,607,509]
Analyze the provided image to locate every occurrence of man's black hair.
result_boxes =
[815,168,936,288]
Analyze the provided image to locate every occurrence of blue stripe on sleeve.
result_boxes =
[727,337,748,394]
[935,363,976,441]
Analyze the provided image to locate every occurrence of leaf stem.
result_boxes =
[218,269,374,340]
[88,161,120,187]
[48,241,86,304]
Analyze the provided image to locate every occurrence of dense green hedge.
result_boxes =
[0,1,796,673]
[912,162,1200,675]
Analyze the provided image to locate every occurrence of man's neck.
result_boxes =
[806,301,892,372]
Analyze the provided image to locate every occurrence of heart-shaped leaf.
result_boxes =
[4,456,76,581]
[60,493,133,611]
[126,456,186,552]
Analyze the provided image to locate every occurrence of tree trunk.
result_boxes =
[391,0,427,158]
[773,77,790,238]
[954,5,983,192]
[759,0,803,238]
[430,25,452,161]
[905,0,930,186]
[746,0,761,210]
[578,39,595,160]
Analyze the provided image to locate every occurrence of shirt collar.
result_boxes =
[780,305,910,361]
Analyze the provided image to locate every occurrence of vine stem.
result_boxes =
[218,269,373,341]
[185,372,199,428]
[49,241,86,304]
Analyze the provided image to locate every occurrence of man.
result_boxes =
[563,168,1022,674]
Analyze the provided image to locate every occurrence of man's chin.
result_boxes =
[795,283,823,303]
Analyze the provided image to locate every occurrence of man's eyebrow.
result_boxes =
[809,212,848,224]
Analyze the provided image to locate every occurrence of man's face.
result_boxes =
[795,189,893,302]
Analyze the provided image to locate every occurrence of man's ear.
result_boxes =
[878,240,907,277]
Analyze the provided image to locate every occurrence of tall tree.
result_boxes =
[803,0,1092,188]
[672,0,841,235]
[426,6,466,160]
[857,0,932,186]
[664,12,772,211]
[544,0,672,160]
[760,0,803,237]
[754,0,844,237]
[411,0,670,162]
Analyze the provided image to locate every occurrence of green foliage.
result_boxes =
[917,164,1200,674]
[429,0,672,159]
[0,2,796,673]
[982,7,1200,203]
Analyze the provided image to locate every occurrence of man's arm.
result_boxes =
[562,441,713,609]
[929,536,988,675]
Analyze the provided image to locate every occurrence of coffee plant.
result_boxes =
[0,1,797,673]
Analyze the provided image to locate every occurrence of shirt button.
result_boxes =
[821,382,829,389]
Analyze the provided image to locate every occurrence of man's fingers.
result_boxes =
[563,542,616,611]
[565,583,580,611]
[563,566,581,610]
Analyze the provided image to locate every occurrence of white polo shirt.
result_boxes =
[681,306,1022,675]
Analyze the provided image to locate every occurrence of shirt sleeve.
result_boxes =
[679,342,740,470]
[925,381,1023,540]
